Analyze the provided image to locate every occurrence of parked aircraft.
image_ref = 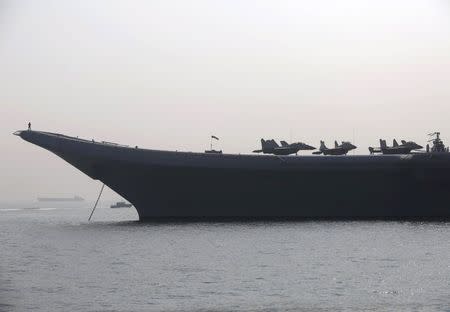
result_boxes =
[313,141,357,155]
[253,139,315,156]
[369,139,422,155]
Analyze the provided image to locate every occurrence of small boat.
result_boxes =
[110,201,133,209]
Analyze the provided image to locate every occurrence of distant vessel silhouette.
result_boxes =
[37,195,84,202]
[110,201,132,208]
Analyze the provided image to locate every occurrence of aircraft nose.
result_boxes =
[305,144,316,150]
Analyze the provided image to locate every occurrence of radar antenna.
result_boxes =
[427,132,448,153]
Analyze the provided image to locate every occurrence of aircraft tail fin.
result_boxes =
[269,139,279,148]
[261,139,267,149]
[280,141,289,147]
[262,139,279,149]
[393,139,399,147]
[334,141,339,148]
[401,140,407,145]
[380,139,387,149]
[320,141,327,151]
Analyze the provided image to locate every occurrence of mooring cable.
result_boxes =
[88,183,105,221]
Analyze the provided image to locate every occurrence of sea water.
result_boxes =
[1,202,450,311]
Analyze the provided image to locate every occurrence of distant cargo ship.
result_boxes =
[37,195,84,202]
[15,130,450,220]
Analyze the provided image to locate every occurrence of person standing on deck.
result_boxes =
[28,122,31,130]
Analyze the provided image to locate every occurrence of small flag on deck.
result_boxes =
[211,135,219,140]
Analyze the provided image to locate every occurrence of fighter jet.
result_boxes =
[369,139,423,155]
[253,139,316,156]
[312,141,357,155]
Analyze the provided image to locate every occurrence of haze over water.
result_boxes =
[1,204,450,311]
[1,0,450,201]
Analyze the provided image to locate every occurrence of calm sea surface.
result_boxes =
[1,201,450,312]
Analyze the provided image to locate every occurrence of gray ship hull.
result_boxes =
[16,130,450,220]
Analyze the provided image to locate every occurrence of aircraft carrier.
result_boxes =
[14,130,450,220]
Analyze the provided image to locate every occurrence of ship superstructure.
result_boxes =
[427,132,449,153]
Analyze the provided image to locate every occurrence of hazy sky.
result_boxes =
[1,0,450,201]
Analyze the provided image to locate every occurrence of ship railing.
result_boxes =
[40,131,130,148]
